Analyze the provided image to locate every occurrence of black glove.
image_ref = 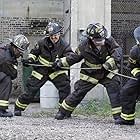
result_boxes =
[21,58,35,67]
[52,60,63,71]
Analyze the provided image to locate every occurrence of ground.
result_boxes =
[1,103,140,140]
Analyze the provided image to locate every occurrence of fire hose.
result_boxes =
[24,63,137,81]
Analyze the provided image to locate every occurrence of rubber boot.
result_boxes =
[55,110,71,120]
[115,117,135,125]
[0,109,13,117]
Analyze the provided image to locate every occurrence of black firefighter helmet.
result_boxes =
[86,23,108,39]
[44,22,63,37]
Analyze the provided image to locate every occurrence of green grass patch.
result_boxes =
[74,99,112,118]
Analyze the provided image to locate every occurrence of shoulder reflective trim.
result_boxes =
[49,71,67,80]
[13,65,17,70]
[15,99,28,109]
[61,57,69,67]
[128,57,136,64]
[106,69,119,79]
[80,73,98,84]
[121,112,135,121]
[0,100,8,107]
[131,68,140,77]
[112,106,122,115]
[38,56,53,67]
[85,60,102,69]
[61,100,75,112]
[31,70,43,80]
[28,53,36,61]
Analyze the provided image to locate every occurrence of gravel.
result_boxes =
[1,103,140,140]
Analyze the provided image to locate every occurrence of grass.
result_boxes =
[74,99,140,119]
[74,99,112,118]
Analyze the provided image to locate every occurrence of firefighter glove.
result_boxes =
[21,58,35,67]
[52,59,63,71]
[103,56,117,70]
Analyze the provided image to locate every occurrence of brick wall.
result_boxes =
[0,0,64,98]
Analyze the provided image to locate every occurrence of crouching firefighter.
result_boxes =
[53,23,122,120]
[0,34,29,117]
[115,26,140,125]
[14,22,73,117]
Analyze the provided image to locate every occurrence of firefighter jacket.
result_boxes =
[0,44,18,80]
[61,36,121,84]
[127,44,140,78]
[28,37,74,80]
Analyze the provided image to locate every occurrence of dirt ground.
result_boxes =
[1,103,140,140]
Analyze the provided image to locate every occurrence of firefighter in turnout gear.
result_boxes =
[0,34,29,117]
[14,22,72,117]
[54,23,122,120]
[115,26,140,125]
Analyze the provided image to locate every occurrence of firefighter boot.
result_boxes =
[0,109,13,117]
[14,110,22,116]
[55,110,71,120]
[113,113,121,120]
[14,106,22,116]
[115,117,135,125]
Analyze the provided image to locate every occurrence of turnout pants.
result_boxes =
[60,76,121,119]
[0,72,12,110]
[15,73,70,111]
[120,79,140,121]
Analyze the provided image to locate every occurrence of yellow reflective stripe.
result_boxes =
[106,69,119,79]
[131,68,140,77]
[85,60,102,69]
[80,73,98,84]
[13,65,17,70]
[61,100,75,112]
[121,112,135,121]
[0,100,8,107]
[106,56,116,68]
[31,71,43,80]
[106,56,111,60]
[112,106,122,115]
[61,57,69,67]
[28,53,36,61]
[128,57,136,64]
[49,71,67,80]
[16,99,28,109]
[38,56,53,67]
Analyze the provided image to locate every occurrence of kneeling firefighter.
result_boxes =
[0,34,29,117]
[53,23,122,120]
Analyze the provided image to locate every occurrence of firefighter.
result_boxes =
[14,22,73,117]
[0,34,29,117]
[53,23,122,120]
[115,26,140,125]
